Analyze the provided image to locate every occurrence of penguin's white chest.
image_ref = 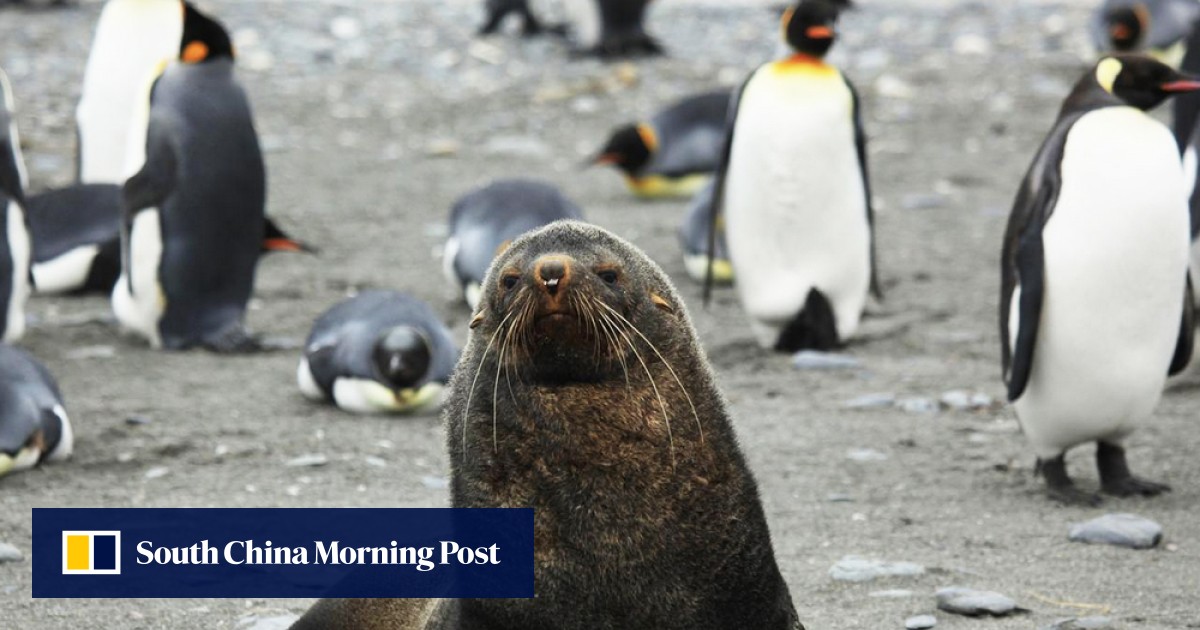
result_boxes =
[723,64,870,345]
[1015,107,1190,456]
[111,209,165,347]
[76,0,182,184]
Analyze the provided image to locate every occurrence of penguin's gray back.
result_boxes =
[304,290,458,393]
[448,179,584,289]
[647,90,731,177]
[153,60,266,344]
[0,344,70,470]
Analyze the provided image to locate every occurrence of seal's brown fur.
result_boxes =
[292,221,802,630]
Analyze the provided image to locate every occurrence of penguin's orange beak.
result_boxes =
[1110,24,1131,40]
[592,153,622,166]
[806,25,834,39]
[1162,80,1200,92]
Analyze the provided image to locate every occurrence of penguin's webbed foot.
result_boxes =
[1039,454,1102,506]
[1097,441,1171,497]
[579,32,664,59]
[203,325,264,354]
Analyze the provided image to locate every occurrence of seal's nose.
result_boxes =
[535,255,571,297]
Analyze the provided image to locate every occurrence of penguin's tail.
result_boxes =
[773,288,841,352]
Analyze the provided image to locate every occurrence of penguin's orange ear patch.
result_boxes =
[780,6,795,39]
[182,41,209,63]
[650,292,674,314]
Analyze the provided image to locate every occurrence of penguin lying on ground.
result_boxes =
[113,4,271,352]
[0,68,32,343]
[1001,54,1198,505]
[26,183,312,296]
[0,344,72,477]
[76,0,184,185]
[444,179,584,310]
[708,0,880,352]
[298,291,458,414]
[592,90,731,198]
[679,181,733,284]
[479,0,661,57]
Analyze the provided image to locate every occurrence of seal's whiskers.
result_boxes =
[463,309,514,463]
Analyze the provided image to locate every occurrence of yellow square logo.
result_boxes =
[61,531,121,575]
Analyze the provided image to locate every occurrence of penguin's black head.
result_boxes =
[782,0,851,57]
[1096,54,1200,110]
[1104,4,1149,51]
[592,124,655,177]
[373,326,432,390]
[181,2,235,64]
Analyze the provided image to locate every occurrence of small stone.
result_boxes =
[969,393,995,409]
[897,397,939,414]
[829,556,924,582]
[125,416,152,426]
[869,589,915,598]
[847,448,888,463]
[422,475,449,489]
[285,485,301,497]
[1069,513,1163,550]
[901,193,946,211]
[936,587,1024,617]
[845,393,895,409]
[425,139,460,158]
[329,16,361,40]
[1042,617,1114,630]
[906,614,937,629]
[0,542,23,563]
[875,75,914,99]
[364,456,387,468]
[286,454,329,468]
[65,345,116,360]
[952,34,992,55]
[792,351,860,370]
[237,614,301,630]
[939,390,972,410]
[827,493,854,503]
[144,466,169,480]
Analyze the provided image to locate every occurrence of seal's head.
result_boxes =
[470,221,684,384]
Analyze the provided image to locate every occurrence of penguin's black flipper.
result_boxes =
[121,115,178,296]
[703,76,750,306]
[0,114,24,206]
[1170,275,1195,375]
[846,76,881,300]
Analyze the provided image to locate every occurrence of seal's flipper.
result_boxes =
[774,288,840,352]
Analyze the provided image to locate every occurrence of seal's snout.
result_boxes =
[535,254,572,298]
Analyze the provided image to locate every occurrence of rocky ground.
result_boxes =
[2,0,1199,628]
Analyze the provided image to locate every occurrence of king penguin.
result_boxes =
[0,68,32,343]
[298,291,459,414]
[444,179,585,310]
[0,344,73,477]
[710,0,880,352]
[592,90,731,198]
[76,0,183,184]
[1001,55,1199,505]
[112,4,269,352]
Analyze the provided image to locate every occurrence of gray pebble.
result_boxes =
[285,454,329,468]
[792,351,861,370]
[901,193,945,211]
[125,416,152,426]
[936,587,1024,617]
[0,542,23,563]
[939,390,972,410]
[1070,513,1162,550]
[898,397,939,414]
[845,393,895,409]
[829,556,925,582]
[1042,617,1114,630]
[846,448,889,463]
[869,589,915,599]
[237,614,300,630]
[421,475,449,490]
[827,493,854,503]
[906,614,937,629]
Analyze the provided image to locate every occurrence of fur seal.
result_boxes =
[292,221,803,629]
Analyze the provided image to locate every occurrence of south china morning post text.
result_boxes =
[33,508,534,598]
[135,538,501,571]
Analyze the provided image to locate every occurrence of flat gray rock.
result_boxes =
[237,614,300,630]
[792,351,861,371]
[1042,617,1114,630]
[0,542,23,563]
[829,556,925,582]
[906,614,937,629]
[936,587,1025,617]
[1069,513,1163,550]
[845,393,896,409]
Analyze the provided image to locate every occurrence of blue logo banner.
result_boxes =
[33,508,534,598]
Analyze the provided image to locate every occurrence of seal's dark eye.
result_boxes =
[597,270,619,285]
[502,274,520,290]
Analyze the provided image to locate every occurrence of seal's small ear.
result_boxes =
[650,292,674,314]
[469,312,484,329]
[494,240,512,258]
